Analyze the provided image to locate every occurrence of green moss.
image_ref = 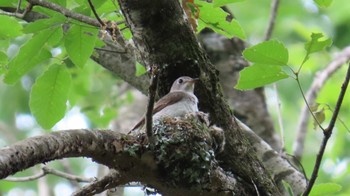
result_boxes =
[152,116,217,188]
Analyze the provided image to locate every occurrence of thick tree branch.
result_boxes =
[0,125,246,195]
[293,46,350,160]
[117,0,281,194]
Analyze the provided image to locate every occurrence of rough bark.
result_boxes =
[199,31,281,151]
[0,125,252,195]
[0,1,307,194]
[117,0,280,194]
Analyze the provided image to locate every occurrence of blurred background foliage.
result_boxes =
[0,0,349,195]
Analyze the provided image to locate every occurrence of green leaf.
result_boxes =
[0,0,18,7]
[64,24,98,68]
[23,15,66,34]
[0,51,7,64]
[4,27,62,84]
[243,40,289,66]
[314,0,333,8]
[305,33,332,55]
[0,15,23,39]
[196,1,246,39]
[0,51,7,75]
[213,0,245,7]
[235,64,289,90]
[29,64,72,129]
[135,62,146,76]
[309,183,342,196]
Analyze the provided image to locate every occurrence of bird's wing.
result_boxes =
[129,91,186,133]
[152,91,185,114]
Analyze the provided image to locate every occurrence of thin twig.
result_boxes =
[293,46,350,160]
[4,166,93,183]
[16,0,22,13]
[26,0,123,27]
[273,84,285,150]
[296,78,325,131]
[94,47,127,54]
[264,0,280,40]
[0,3,32,18]
[5,170,45,182]
[73,170,123,196]
[303,63,350,195]
[42,167,93,183]
[264,0,284,150]
[87,0,105,26]
[146,66,159,142]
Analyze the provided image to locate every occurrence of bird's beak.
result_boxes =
[191,78,200,83]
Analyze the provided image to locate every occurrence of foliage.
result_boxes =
[0,0,350,195]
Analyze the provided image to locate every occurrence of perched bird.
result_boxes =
[130,76,199,132]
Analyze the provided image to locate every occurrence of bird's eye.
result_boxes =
[178,79,183,84]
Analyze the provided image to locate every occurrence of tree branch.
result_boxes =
[146,67,159,141]
[264,0,280,40]
[87,0,104,26]
[303,63,350,195]
[4,166,93,182]
[73,170,124,196]
[0,124,247,195]
[27,0,102,27]
[117,0,281,194]
[293,46,350,160]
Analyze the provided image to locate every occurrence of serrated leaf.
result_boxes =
[0,15,23,38]
[235,64,288,90]
[29,64,72,129]
[314,0,333,8]
[4,27,62,84]
[243,40,289,66]
[309,183,342,196]
[23,15,66,34]
[196,1,245,39]
[305,33,332,55]
[213,0,245,7]
[135,62,146,76]
[64,24,98,68]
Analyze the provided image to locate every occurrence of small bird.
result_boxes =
[130,76,199,132]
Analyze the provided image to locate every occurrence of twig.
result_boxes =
[293,46,350,160]
[303,63,350,195]
[26,0,123,27]
[0,3,32,18]
[73,170,123,196]
[273,84,285,150]
[4,166,93,183]
[94,47,127,54]
[295,78,325,131]
[264,0,280,40]
[5,170,45,182]
[42,167,93,183]
[87,0,104,26]
[16,0,22,13]
[264,0,284,150]
[146,66,159,141]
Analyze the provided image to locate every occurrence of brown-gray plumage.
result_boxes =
[130,76,199,132]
